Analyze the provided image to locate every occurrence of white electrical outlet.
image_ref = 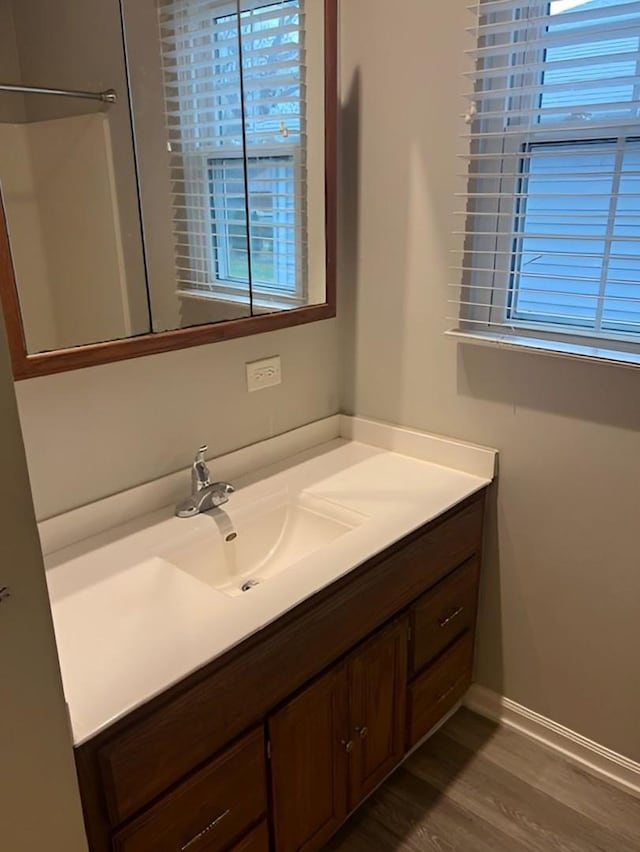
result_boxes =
[246,356,282,392]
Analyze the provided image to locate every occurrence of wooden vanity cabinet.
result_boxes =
[74,490,487,852]
[269,619,407,852]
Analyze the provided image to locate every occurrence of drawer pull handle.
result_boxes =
[180,809,230,851]
[437,684,457,704]
[440,606,464,628]
[355,726,369,740]
[341,738,354,753]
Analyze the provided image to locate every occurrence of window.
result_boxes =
[209,153,299,297]
[453,0,640,362]
[158,0,306,307]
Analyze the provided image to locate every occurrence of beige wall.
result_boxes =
[339,0,640,763]
[15,318,339,520]
[122,0,182,332]
[0,123,58,352]
[0,1,24,122]
[0,302,87,850]
[0,115,133,352]
[27,114,132,349]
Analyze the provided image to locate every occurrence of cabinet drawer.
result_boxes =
[410,557,479,675]
[112,729,267,852]
[231,822,269,852]
[407,632,474,748]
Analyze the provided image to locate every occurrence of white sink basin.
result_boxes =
[159,491,367,596]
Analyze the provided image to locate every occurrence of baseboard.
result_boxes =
[464,685,640,798]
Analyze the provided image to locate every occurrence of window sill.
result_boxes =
[446,328,640,370]
[177,288,302,315]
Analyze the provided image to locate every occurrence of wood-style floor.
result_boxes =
[326,708,640,852]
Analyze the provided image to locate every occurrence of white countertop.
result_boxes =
[42,417,496,745]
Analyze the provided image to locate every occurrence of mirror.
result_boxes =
[0,0,336,378]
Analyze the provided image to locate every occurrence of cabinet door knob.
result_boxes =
[355,725,369,740]
[341,739,354,753]
[0,586,11,604]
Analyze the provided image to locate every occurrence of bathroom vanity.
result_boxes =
[41,417,496,852]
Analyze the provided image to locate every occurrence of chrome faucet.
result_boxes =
[175,445,235,518]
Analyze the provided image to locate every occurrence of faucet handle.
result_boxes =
[192,444,212,492]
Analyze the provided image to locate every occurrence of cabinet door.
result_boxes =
[269,665,349,852]
[347,619,408,809]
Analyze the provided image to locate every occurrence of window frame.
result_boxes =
[459,0,640,359]
[166,0,308,309]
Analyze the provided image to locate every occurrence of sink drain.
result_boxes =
[241,579,260,593]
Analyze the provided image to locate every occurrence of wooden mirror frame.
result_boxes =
[0,0,337,380]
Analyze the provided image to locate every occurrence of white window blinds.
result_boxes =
[452,0,640,361]
[157,0,306,305]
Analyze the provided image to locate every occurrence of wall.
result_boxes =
[15,318,339,520]
[339,0,640,763]
[121,0,181,332]
[0,292,87,850]
[1,115,132,352]
[27,114,132,348]
[0,0,24,122]
[0,123,58,351]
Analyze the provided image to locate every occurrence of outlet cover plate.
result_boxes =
[246,356,282,392]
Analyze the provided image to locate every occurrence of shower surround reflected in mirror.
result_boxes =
[0,0,149,353]
[0,0,336,378]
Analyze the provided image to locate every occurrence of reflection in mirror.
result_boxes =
[155,0,252,326]
[0,0,150,354]
[126,0,326,332]
[0,0,334,376]
[238,0,309,313]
